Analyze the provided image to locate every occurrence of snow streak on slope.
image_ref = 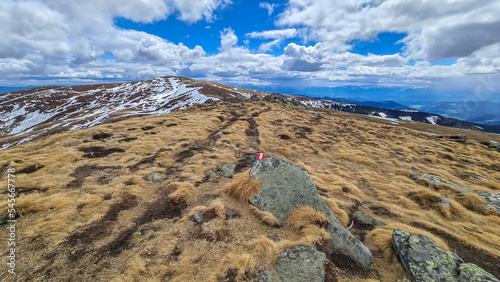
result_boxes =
[0,77,216,150]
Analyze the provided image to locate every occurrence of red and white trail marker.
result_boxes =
[256,153,267,160]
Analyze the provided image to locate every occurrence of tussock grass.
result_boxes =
[170,182,195,203]
[287,206,330,231]
[224,170,261,202]
[249,205,281,227]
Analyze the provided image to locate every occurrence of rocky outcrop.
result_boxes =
[411,174,500,213]
[411,174,473,193]
[256,246,326,282]
[392,229,499,282]
[249,154,372,270]
[143,172,166,183]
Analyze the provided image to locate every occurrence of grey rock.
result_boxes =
[470,174,487,181]
[192,208,240,223]
[206,169,217,180]
[223,96,244,103]
[143,172,166,183]
[0,214,8,228]
[256,246,326,282]
[392,229,499,282]
[221,164,236,178]
[488,141,499,149]
[432,197,450,208]
[457,263,500,282]
[204,99,216,104]
[476,191,500,213]
[392,229,462,281]
[353,211,386,230]
[255,270,281,282]
[411,174,474,193]
[249,154,372,269]
[262,94,305,108]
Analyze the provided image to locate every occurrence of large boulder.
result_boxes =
[256,246,326,282]
[249,154,372,270]
[392,229,499,282]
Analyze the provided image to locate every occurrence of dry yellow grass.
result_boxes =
[224,170,261,202]
[249,205,281,227]
[287,205,330,231]
[0,101,499,281]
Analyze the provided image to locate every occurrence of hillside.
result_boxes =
[1,99,500,281]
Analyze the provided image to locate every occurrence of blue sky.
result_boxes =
[1,0,500,104]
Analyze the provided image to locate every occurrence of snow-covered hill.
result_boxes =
[0,76,264,150]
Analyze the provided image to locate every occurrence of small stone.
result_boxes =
[143,172,166,183]
[221,164,236,178]
[353,211,386,230]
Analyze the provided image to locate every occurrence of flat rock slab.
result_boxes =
[249,154,372,269]
[256,246,326,282]
[392,229,499,282]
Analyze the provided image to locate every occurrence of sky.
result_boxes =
[1,0,500,104]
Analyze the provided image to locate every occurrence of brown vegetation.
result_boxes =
[0,101,499,281]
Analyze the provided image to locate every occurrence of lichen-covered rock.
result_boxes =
[249,154,372,269]
[457,263,500,282]
[476,192,500,213]
[353,211,386,230]
[411,174,473,193]
[392,229,499,282]
[143,172,166,183]
[392,229,463,281]
[256,246,326,282]
[221,164,236,178]
[255,270,282,282]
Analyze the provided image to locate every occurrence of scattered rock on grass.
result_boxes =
[411,174,473,193]
[392,229,499,282]
[143,172,166,183]
[221,164,236,178]
[256,246,326,282]
[191,208,240,223]
[412,174,500,213]
[249,154,372,270]
[352,211,386,230]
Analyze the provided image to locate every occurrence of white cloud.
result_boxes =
[0,0,498,100]
[246,29,297,40]
[246,28,297,52]
[259,2,276,16]
[277,0,500,60]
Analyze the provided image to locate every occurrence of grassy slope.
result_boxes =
[1,101,499,281]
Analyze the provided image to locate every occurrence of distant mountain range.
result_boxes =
[418,101,500,126]
[295,96,500,134]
